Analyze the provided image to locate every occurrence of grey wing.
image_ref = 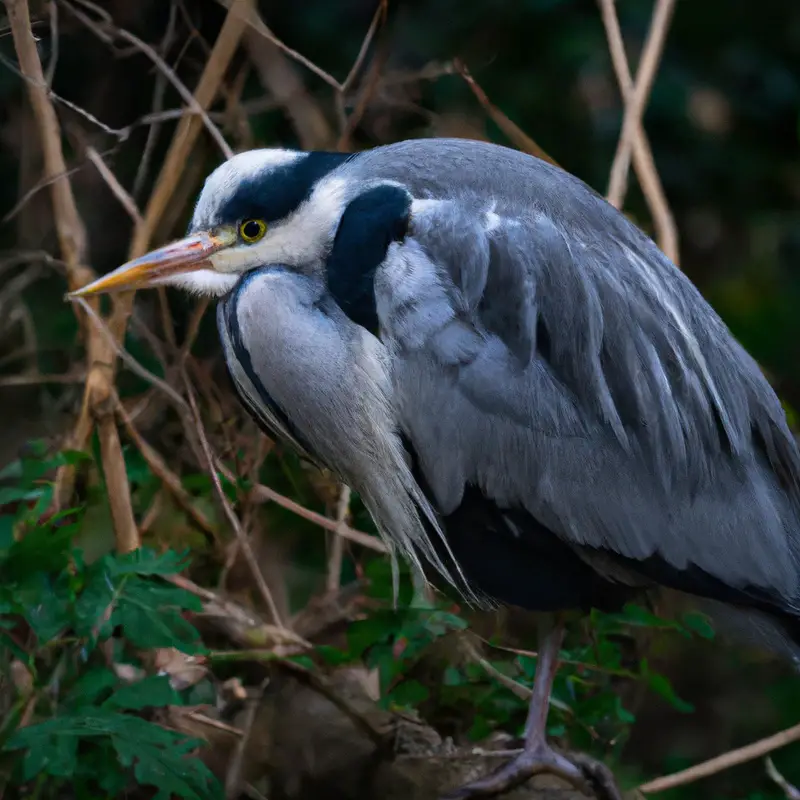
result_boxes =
[375,197,800,611]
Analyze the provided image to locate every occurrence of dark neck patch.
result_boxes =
[326,184,412,331]
[216,151,354,225]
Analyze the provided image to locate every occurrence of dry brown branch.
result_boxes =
[6,0,139,552]
[766,757,800,800]
[243,12,333,150]
[225,681,268,799]
[72,297,189,411]
[5,0,90,290]
[168,574,310,654]
[638,722,800,794]
[462,637,531,701]
[122,1,242,253]
[455,60,559,167]
[115,397,218,542]
[335,0,388,136]
[341,0,388,94]
[132,0,179,202]
[184,375,286,629]
[213,0,341,91]
[63,0,232,159]
[246,479,387,553]
[337,43,388,150]
[326,484,351,592]
[605,0,676,209]
[84,145,143,227]
[597,0,679,263]
[97,413,139,552]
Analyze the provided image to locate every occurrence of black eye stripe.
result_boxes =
[215,152,355,226]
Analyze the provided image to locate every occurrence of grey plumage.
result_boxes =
[350,140,800,616]
[73,137,800,658]
[71,136,800,797]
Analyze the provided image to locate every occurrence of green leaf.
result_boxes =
[112,577,203,652]
[346,614,394,658]
[0,516,15,551]
[108,547,191,578]
[105,675,181,711]
[64,668,119,709]
[314,645,352,666]
[389,679,429,709]
[1,522,76,577]
[682,611,716,640]
[641,660,694,713]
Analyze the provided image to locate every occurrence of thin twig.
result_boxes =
[115,396,218,542]
[326,484,351,592]
[605,0,676,208]
[225,681,267,799]
[85,146,143,227]
[71,297,190,412]
[766,757,800,800]
[462,638,531,701]
[246,480,386,553]
[597,0,679,263]
[455,60,559,167]
[638,723,800,794]
[44,0,59,87]
[61,0,233,158]
[244,10,333,150]
[132,0,179,202]
[184,376,286,629]
[5,0,90,289]
[0,372,86,387]
[341,0,387,93]
[213,0,342,91]
[97,414,139,553]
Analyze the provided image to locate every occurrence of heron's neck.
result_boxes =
[326,184,411,333]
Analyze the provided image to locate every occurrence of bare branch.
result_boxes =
[184,376,287,630]
[244,9,333,150]
[61,0,233,159]
[5,0,90,289]
[341,0,388,94]
[213,0,342,91]
[605,0,676,209]
[85,146,143,227]
[455,60,559,167]
[326,485,351,592]
[597,0,679,263]
[638,722,800,794]
[115,397,218,543]
[766,757,800,800]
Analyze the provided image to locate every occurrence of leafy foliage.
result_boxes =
[0,448,220,800]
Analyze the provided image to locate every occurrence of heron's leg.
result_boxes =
[440,616,621,800]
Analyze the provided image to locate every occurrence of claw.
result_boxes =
[439,740,622,800]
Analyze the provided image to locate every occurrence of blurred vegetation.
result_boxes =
[0,0,799,798]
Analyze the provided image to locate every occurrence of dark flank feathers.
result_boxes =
[326,185,411,332]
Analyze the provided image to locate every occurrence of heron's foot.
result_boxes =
[439,738,622,800]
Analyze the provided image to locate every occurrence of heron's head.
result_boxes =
[69,148,410,302]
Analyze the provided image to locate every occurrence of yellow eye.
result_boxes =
[239,219,267,243]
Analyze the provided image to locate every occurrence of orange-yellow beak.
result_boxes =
[67,229,235,298]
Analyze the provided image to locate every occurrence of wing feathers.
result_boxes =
[377,198,800,612]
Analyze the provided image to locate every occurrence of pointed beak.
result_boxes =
[67,229,236,298]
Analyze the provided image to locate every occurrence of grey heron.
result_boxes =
[71,138,800,799]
